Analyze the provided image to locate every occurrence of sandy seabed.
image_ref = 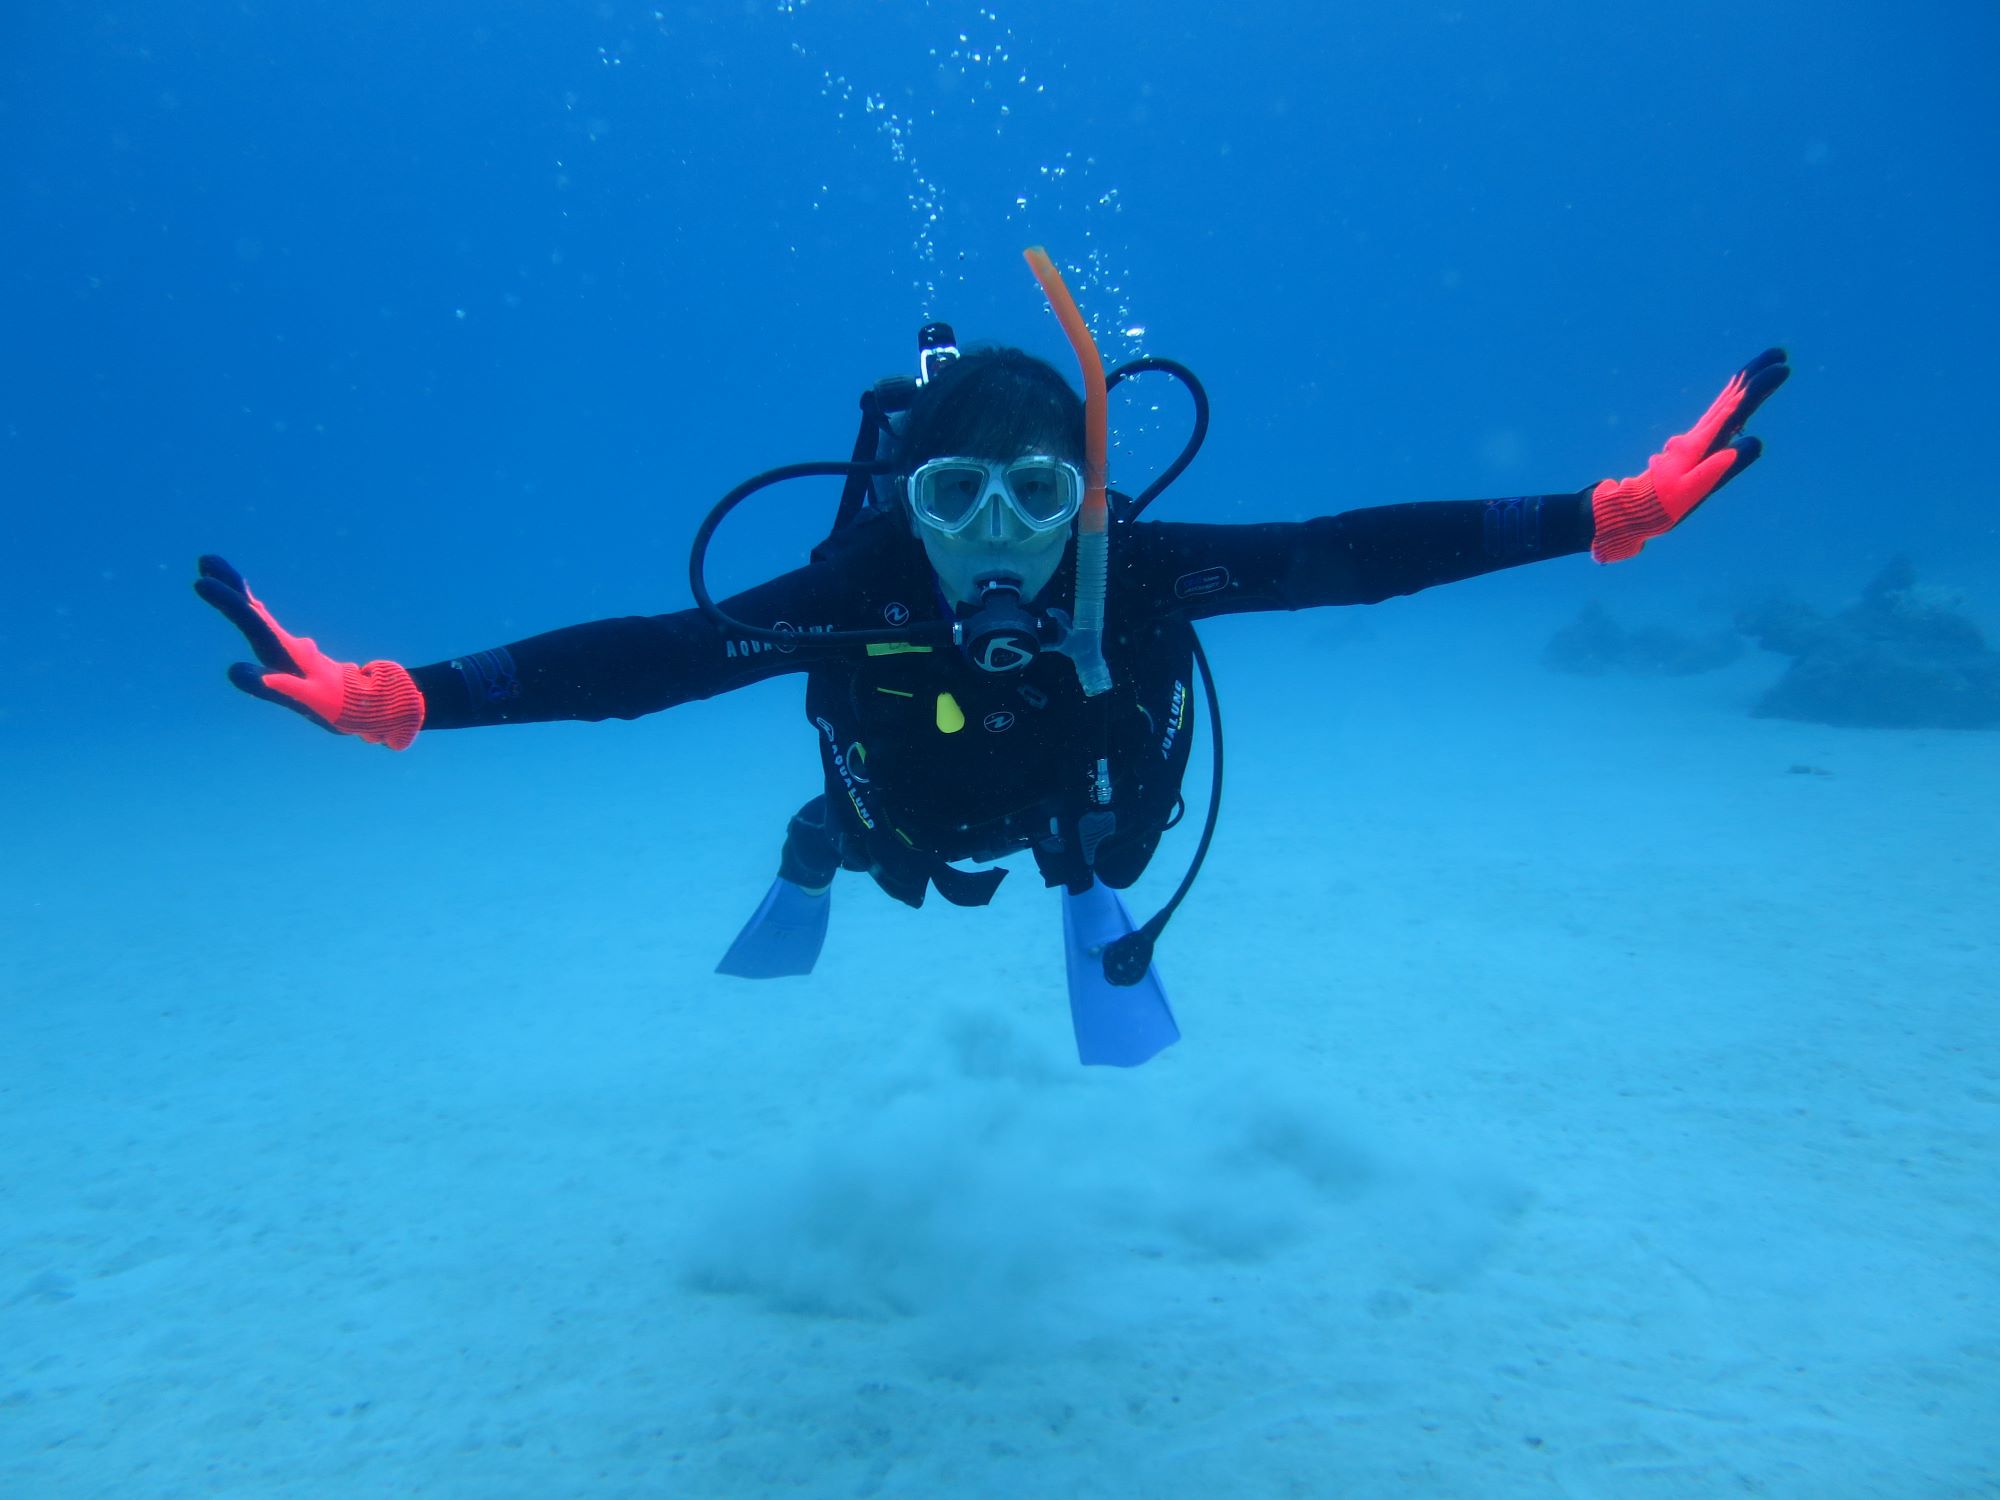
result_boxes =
[4,618,1995,1499]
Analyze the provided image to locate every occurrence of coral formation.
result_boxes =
[1739,558,2000,729]
[1543,601,1742,677]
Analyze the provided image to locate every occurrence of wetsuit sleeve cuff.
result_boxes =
[409,649,522,729]
[1552,488,1598,556]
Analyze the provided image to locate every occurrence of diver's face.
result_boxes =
[907,453,1079,607]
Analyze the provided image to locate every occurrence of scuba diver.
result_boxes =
[195,249,1790,1067]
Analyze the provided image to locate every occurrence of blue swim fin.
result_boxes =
[1061,881,1180,1067]
[716,877,830,979]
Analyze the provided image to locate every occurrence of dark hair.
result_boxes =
[898,346,1084,468]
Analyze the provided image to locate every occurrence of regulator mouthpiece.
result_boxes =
[955,579,1053,675]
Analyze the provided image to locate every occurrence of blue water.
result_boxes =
[4,3,1997,1495]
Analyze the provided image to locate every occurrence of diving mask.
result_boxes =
[907,455,1084,536]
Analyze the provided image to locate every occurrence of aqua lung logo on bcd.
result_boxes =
[815,715,875,829]
[983,710,1016,733]
[725,621,834,659]
[1159,679,1188,758]
[883,601,910,626]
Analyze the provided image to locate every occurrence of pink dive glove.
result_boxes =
[1590,348,1790,563]
[194,554,425,750]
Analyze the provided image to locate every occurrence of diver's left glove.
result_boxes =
[194,554,426,750]
[1590,348,1790,563]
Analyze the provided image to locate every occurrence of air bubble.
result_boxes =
[773,0,1147,333]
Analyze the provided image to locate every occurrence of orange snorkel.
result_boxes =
[1023,246,1114,697]
[1023,247,1109,534]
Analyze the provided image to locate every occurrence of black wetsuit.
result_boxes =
[411,493,1595,905]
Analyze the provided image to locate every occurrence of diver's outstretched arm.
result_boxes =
[1145,348,1793,618]
[194,554,426,750]
[1588,348,1790,562]
[196,552,832,739]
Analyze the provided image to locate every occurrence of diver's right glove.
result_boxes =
[194,554,426,750]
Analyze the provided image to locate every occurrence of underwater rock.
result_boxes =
[1738,557,2000,729]
[1543,601,1743,677]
